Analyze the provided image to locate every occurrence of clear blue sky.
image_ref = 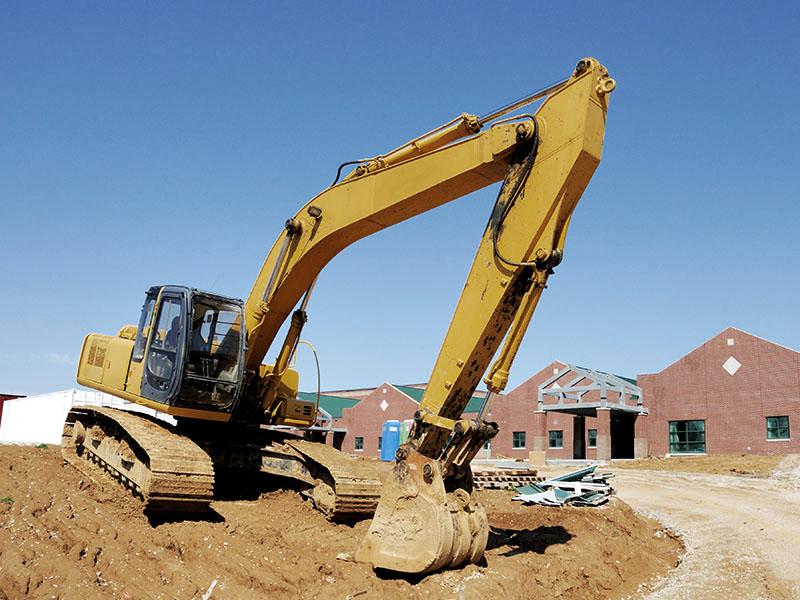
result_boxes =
[2,2,798,396]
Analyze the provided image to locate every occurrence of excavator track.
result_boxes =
[188,428,383,521]
[62,407,381,520]
[284,439,382,520]
[62,406,214,513]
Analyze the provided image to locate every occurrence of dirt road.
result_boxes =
[613,469,800,599]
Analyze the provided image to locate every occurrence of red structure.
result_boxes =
[338,383,419,456]
[310,326,799,461]
[0,394,25,427]
[638,327,799,456]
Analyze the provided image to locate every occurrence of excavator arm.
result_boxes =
[356,58,615,572]
[245,58,614,572]
[244,58,613,422]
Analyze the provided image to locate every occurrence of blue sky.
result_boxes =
[1,2,798,396]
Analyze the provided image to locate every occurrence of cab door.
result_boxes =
[125,289,158,395]
[140,291,187,405]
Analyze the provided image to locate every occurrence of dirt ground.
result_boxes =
[0,445,680,600]
[609,454,784,477]
[610,455,800,599]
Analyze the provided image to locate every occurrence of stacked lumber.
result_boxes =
[472,468,542,490]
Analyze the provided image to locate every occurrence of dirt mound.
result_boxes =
[771,454,800,489]
[0,445,680,599]
[610,454,783,477]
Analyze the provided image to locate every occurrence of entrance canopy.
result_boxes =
[537,364,646,417]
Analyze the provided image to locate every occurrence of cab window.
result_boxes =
[177,296,242,409]
[146,297,183,385]
[132,296,156,362]
[187,301,240,382]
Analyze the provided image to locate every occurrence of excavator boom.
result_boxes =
[357,58,615,572]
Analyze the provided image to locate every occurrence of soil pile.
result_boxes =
[610,454,783,477]
[0,445,680,599]
[771,454,800,490]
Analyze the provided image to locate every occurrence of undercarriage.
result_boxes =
[62,406,382,520]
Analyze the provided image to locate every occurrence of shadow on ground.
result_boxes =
[148,506,225,527]
[147,469,310,526]
[487,525,571,557]
[371,526,572,581]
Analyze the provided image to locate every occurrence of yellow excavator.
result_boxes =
[66,57,614,573]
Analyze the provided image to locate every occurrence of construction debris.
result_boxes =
[512,464,614,507]
[472,467,542,490]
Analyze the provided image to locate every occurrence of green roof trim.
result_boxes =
[297,392,359,419]
[393,385,425,402]
[393,385,486,413]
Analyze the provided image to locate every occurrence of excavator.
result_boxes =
[65,57,615,574]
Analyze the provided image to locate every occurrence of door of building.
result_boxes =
[332,431,345,450]
[573,415,586,459]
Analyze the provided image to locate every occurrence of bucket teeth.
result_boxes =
[356,448,488,573]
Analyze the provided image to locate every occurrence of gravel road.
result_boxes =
[613,469,800,599]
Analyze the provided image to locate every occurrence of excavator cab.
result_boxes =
[77,285,247,418]
[137,286,246,411]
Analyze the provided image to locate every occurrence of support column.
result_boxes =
[529,410,548,465]
[634,413,649,458]
[595,408,611,461]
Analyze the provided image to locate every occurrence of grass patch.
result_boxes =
[0,497,14,504]
[36,443,48,449]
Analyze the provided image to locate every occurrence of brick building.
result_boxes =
[332,383,484,458]
[306,365,647,462]
[485,361,575,460]
[637,327,799,456]
[304,326,798,461]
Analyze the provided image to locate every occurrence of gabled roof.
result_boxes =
[728,326,799,354]
[538,363,645,415]
[297,392,359,419]
[393,384,486,413]
[644,326,799,376]
[574,365,637,386]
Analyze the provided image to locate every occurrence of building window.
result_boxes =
[668,420,705,454]
[512,431,526,449]
[377,436,382,450]
[766,416,790,440]
[549,430,563,448]
[354,437,363,451]
[588,429,597,448]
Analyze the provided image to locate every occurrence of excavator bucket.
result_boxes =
[355,447,488,573]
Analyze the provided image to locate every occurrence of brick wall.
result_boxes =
[639,327,800,456]
[324,327,799,460]
[329,363,607,461]
[337,383,419,457]
[485,361,584,459]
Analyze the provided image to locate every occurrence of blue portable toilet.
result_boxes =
[380,420,402,461]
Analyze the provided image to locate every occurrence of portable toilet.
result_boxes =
[399,419,413,443]
[380,420,402,461]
